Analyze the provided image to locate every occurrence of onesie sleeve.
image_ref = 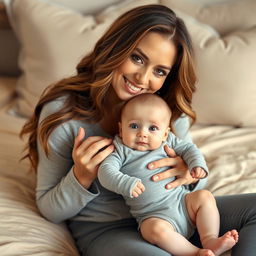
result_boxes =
[167,132,209,176]
[98,138,141,198]
[36,101,99,223]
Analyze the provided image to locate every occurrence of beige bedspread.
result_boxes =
[192,125,256,196]
[0,106,80,255]
[0,78,255,256]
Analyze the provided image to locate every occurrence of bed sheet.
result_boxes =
[191,125,256,196]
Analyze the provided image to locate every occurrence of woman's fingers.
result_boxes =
[151,167,179,182]
[150,165,196,188]
[164,145,177,157]
[90,143,115,167]
[165,177,189,189]
[73,127,85,149]
[148,157,177,170]
[74,133,112,162]
[80,137,113,161]
[148,146,179,170]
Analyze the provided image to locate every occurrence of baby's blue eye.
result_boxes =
[149,125,158,131]
[129,123,139,129]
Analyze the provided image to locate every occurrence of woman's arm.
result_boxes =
[36,101,114,223]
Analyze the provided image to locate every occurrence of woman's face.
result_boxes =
[112,32,177,101]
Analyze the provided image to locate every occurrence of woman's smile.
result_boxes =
[124,77,143,94]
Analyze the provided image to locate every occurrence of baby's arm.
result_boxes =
[191,167,207,179]
[168,133,209,178]
[98,150,144,198]
[132,181,145,197]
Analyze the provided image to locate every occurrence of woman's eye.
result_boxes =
[149,125,158,131]
[129,123,139,129]
[131,54,143,64]
[155,68,167,77]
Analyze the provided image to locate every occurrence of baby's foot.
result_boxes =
[204,230,239,256]
[197,249,215,256]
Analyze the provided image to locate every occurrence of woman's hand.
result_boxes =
[72,127,114,189]
[147,145,198,189]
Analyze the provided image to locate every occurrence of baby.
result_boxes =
[98,93,238,256]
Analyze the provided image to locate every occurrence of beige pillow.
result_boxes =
[0,77,17,108]
[6,0,158,117]
[171,9,256,127]
[160,0,256,35]
[96,0,159,23]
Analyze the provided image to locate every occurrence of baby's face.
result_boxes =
[119,103,170,151]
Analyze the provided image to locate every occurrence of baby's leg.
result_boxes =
[140,217,214,256]
[185,190,238,256]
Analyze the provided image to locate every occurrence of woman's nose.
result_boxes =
[135,68,150,85]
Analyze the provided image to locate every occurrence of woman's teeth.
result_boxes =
[126,79,141,92]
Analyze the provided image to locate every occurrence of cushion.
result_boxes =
[5,0,158,117]
[160,0,256,35]
[44,0,123,14]
[0,0,122,77]
[0,76,17,108]
[171,9,256,127]
[0,30,20,76]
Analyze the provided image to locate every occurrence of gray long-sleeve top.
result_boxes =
[36,98,207,223]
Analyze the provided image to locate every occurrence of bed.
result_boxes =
[0,0,255,255]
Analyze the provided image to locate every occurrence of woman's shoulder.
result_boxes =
[39,96,109,139]
[40,96,67,121]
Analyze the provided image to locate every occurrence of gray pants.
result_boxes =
[68,193,256,256]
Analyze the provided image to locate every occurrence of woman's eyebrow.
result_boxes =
[135,48,149,61]
[135,48,172,70]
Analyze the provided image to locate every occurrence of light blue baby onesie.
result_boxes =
[98,133,208,238]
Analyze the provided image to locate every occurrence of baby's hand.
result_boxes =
[132,181,145,198]
[191,167,206,179]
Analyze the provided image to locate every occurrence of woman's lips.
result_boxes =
[124,77,143,94]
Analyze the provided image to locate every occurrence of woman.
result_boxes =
[21,4,256,256]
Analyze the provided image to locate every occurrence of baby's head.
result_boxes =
[119,93,172,151]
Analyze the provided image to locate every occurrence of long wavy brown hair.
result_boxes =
[20,4,197,172]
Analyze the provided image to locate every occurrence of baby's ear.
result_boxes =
[118,122,122,138]
[163,127,170,142]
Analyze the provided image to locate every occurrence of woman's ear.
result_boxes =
[118,122,122,138]
[163,127,170,142]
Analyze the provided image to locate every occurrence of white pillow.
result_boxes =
[5,0,158,117]
[172,9,256,127]
[160,0,256,35]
